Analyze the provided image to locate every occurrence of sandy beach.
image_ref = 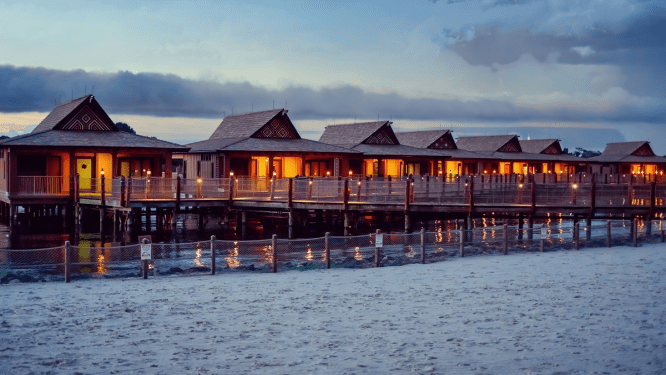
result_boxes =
[1,244,665,374]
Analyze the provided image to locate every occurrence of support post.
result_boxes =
[607,220,612,248]
[574,222,580,250]
[420,227,426,264]
[141,238,149,279]
[503,223,508,255]
[661,220,664,243]
[64,241,71,283]
[586,216,592,241]
[633,217,638,247]
[325,232,331,269]
[210,235,216,275]
[271,234,277,273]
[120,176,126,208]
[527,215,534,240]
[375,229,381,267]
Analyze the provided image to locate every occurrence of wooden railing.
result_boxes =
[15,176,69,196]
[7,174,666,212]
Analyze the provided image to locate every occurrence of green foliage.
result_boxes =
[115,122,136,134]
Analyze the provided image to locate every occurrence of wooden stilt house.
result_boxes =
[395,129,491,175]
[455,135,583,175]
[318,121,446,177]
[587,141,666,176]
[0,95,187,206]
[177,109,359,178]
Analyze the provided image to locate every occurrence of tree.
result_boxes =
[115,122,136,134]
[571,147,601,158]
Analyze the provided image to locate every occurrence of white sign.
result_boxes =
[541,227,547,237]
[140,243,152,260]
[375,234,383,248]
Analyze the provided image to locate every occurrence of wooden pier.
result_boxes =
[1,172,664,237]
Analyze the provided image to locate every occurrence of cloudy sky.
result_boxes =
[0,0,664,152]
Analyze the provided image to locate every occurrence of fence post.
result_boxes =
[420,227,425,264]
[607,220,612,248]
[375,229,381,267]
[271,234,277,273]
[210,235,216,275]
[64,241,71,283]
[459,221,465,257]
[633,217,638,247]
[141,238,149,279]
[325,232,331,269]
[503,223,508,255]
[574,222,580,250]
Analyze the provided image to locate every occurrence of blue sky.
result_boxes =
[0,0,664,152]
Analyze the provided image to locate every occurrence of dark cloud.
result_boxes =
[443,9,666,97]
[0,64,664,124]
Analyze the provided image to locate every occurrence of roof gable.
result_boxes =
[519,139,562,154]
[395,129,457,149]
[209,109,297,140]
[32,95,118,133]
[251,114,299,139]
[362,123,398,145]
[632,143,655,157]
[600,141,650,157]
[318,121,390,146]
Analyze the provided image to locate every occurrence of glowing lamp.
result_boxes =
[230,171,234,177]
[100,169,105,176]
[197,178,202,184]
[519,183,523,188]
[349,170,353,176]
[573,184,578,189]
[483,170,487,174]
[147,170,151,176]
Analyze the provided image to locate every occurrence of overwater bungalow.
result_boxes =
[455,135,584,175]
[587,141,666,176]
[318,121,446,177]
[394,129,491,175]
[0,95,187,209]
[178,109,359,178]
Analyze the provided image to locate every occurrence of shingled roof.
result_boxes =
[318,121,393,146]
[395,130,455,149]
[31,95,118,133]
[456,135,521,153]
[588,142,666,163]
[0,130,188,150]
[209,109,298,140]
[519,139,562,154]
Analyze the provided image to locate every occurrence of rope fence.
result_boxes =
[0,218,663,283]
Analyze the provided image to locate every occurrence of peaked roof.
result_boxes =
[455,135,521,153]
[519,139,562,154]
[32,95,118,133]
[209,109,298,140]
[318,121,393,146]
[588,141,666,163]
[395,129,456,149]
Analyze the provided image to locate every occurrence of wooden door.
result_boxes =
[77,158,92,189]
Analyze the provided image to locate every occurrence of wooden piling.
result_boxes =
[574,222,580,250]
[375,229,381,267]
[325,232,331,269]
[64,241,71,283]
[633,217,638,247]
[210,235,216,275]
[420,227,426,264]
[141,238,149,279]
[607,220,612,247]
